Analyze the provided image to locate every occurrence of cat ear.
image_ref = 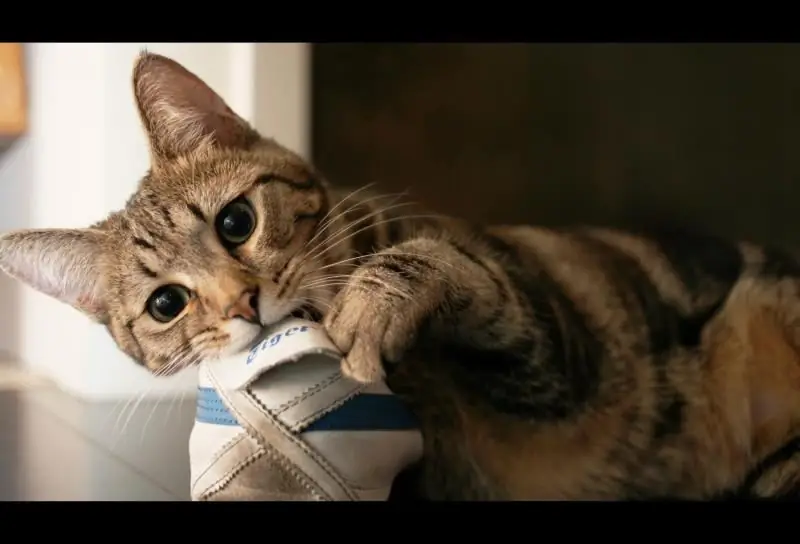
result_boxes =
[132,51,259,160]
[0,229,110,323]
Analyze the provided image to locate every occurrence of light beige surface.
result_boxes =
[0,364,53,391]
[0,361,194,500]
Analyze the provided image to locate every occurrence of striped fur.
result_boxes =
[1,52,800,500]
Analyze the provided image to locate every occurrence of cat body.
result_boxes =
[1,53,799,500]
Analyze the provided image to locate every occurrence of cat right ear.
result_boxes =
[0,228,110,323]
[132,51,259,161]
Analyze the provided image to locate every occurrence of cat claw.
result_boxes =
[341,342,386,384]
[323,254,441,384]
[325,300,391,384]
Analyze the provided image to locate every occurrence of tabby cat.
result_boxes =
[1,52,799,500]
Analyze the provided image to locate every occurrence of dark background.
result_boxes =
[311,43,800,248]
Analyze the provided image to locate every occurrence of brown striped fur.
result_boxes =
[1,52,799,500]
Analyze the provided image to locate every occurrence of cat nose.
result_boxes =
[224,288,260,324]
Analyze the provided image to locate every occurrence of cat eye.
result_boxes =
[215,197,256,248]
[147,284,191,323]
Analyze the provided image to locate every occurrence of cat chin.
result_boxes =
[217,318,266,359]
[254,293,298,328]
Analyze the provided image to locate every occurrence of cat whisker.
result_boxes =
[301,196,414,266]
[175,350,205,371]
[304,189,410,255]
[108,395,140,448]
[377,251,463,292]
[298,274,358,290]
[151,344,203,380]
[138,349,206,447]
[176,387,189,427]
[290,301,323,322]
[307,276,413,300]
[312,255,371,272]
[293,294,335,312]
[108,343,192,443]
[296,250,460,300]
[281,199,420,295]
[117,351,190,443]
[163,382,182,430]
[308,214,448,267]
[282,237,381,303]
[192,335,229,351]
[303,200,417,265]
[374,250,460,270]
[115,385,157,448]
[298,281,352,292]
[305,274,456,298]
[312,183,377,231]
[367,277,414,300]
[311,212,440,265]
[317,249,459,275]
[106,392,138,437]
[139,388,170,446]
[298,296,331,314]
[303,183,379,250]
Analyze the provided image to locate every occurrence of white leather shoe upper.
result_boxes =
[189,318,423,501]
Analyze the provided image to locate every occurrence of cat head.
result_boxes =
[0,52,349,375]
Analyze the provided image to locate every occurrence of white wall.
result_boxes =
[0,43,311,400]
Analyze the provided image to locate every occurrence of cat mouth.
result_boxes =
[290,304,323,323]
[253,287,324,328]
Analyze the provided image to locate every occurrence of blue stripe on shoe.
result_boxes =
[304,393,419,432]
[196,387,239,426]
[195,387,418,431]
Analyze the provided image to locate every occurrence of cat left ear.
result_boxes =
[132,51,260,160]
[0,229,110,323]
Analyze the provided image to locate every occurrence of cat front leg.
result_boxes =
[323,232,529,384]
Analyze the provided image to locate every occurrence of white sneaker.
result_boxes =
[189,318,423,501]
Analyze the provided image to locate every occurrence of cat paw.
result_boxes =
[323,259,442,384]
